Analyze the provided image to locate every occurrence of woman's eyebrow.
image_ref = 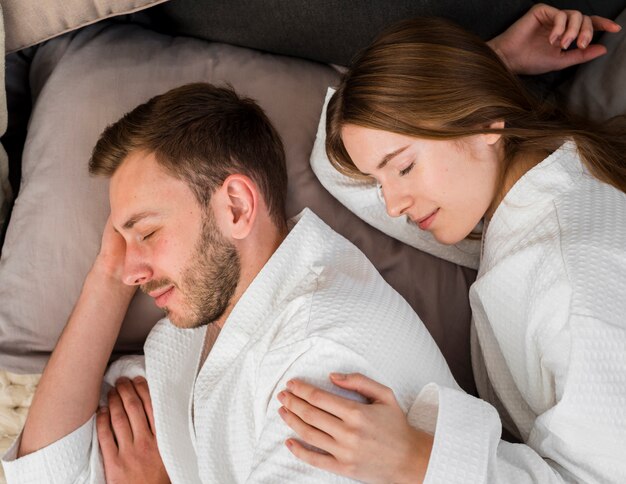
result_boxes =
[362,145,410,176]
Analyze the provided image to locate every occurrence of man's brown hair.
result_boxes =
[90,83,288,228]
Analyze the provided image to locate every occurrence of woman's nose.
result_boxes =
[383,188,413,218]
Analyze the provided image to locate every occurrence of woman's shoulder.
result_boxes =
[552,174,626,321]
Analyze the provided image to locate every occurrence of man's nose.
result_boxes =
[122,246,153,286]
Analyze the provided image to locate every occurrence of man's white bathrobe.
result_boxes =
[408,142,626,483]
[2,208,458,483]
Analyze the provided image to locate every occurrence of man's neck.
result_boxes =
[216,224,288,329]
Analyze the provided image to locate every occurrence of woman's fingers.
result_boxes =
[590,15,623,33]
[559,10,583,49]
[107,387,133,448]
[278,404,338,454]
[576,15,594,48]
[560,43,608,66]
[285,438,344,475]
[284,379,361,421]
[329,373,398,406]
[544,9,567,44]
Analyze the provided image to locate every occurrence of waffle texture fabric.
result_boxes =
[2,209,458,482]
[409,142,626,483]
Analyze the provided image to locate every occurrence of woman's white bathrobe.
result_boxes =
[406,142,626,483]
[1,208,458,483]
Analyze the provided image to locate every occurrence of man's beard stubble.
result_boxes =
[142,210,241,329]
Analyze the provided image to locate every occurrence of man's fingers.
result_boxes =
[108,387,133,448]
[96,407,118,462]
[115,377,152,440]
[132,376,156,435]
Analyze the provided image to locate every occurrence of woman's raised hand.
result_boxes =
[277,372,433,484]
[487,3,622,75]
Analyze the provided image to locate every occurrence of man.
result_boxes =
[2,83,457,482]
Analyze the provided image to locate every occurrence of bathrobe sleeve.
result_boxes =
[1,415,105,484]
[246,337,406,483]
[409,312,626,484]
[1,355,146,484]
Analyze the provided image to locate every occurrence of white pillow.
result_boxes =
[310,88,481,270]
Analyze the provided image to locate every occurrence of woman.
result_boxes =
[277,5,626,483]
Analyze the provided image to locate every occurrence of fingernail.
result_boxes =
[285,439,294,448]
[580,39,588,49]
[278,406,286,417]
[277,391,285,402]
[550,35,559,45]
[562,38,572,49]
[330,372,346,380]
[133,376,146,384]
[98,406,108,414]
[286,380,294,389]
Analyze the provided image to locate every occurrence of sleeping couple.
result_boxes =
[4,5,626,483]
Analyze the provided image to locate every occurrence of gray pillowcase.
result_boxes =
[563,8,626,121]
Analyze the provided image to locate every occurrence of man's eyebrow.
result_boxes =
[362,145,410,176]
[122,211,158,230]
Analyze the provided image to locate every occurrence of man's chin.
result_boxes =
[165,308,216,329]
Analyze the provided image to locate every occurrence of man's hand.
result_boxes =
[96,377,170,484]
[93,215,135,288]
[488,3,622,75]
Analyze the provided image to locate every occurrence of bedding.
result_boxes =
[0,20,479,396]
[2,4,623,482]
[0,371,39,483]
[563,7,626,121]
[2,0,171,54]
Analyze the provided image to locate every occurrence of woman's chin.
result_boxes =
[431,228,471,246]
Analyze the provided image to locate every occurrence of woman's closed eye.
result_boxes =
[399,162,415,177]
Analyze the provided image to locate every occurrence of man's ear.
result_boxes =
[214,174,258,240]
[483,120,505,146]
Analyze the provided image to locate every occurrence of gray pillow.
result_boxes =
[3,0,171,53]
[563,8,626,121]
[0,21,338,373]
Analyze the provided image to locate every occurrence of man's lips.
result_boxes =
[149,285,175,308]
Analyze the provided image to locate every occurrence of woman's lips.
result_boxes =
[416,208,439,230]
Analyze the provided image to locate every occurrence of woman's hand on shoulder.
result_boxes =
[277,372,433,484]
[488,3,622,75]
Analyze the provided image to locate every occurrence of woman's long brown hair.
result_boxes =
[326,17,626,196]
